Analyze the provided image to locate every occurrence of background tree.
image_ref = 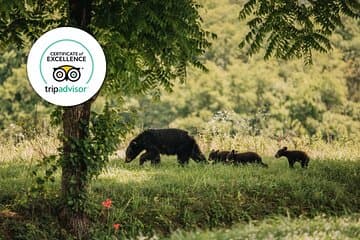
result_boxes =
[131,0,360,141]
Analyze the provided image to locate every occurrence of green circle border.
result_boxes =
[39,39,94,84]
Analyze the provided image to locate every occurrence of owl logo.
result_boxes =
[53,65,81,82]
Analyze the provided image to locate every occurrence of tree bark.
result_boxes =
[60,0,93,238]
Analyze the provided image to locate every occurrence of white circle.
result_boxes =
[27,27,106,106]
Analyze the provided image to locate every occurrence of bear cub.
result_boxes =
[227,150,268,168]
[275,146,310,168]
[208,150,231,164]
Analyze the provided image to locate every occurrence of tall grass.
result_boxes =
[0,133,59,163]
[1,127,359,164]
[198,110,360,162]
[200,134,360,161]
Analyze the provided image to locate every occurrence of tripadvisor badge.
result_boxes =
[27,27,106,106]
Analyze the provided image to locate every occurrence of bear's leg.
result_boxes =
[139,150,160,166]
[288,159,295,168]
[191,152,206,163]
[139,152,149,165]
[257,157,268,168]
[251,158,257,164]
[227,156,235,164]
[177,153,190,166]
[261,162,269,168]
[302,158,309,168]
[240,157,248,165]
[176,142,193,165]
[301,160,306,168]
[234,157,243,165]
[220,154,227,163]
[150,154,161,165]
[234,161,241,166]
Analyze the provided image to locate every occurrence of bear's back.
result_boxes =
[142,128,193,154]
[231,151,261,163]
[288,150,309,160]
[146,128,189,142]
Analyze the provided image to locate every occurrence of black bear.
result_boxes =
[125,128,207,165]
[275,147,310,168]
[208,149,231,163]
[208,149,218,161]
[227,150,268,167]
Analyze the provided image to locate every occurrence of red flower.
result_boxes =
[102,198,112,209]
[113,223,121,231]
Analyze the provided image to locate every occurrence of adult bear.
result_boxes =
[125,128,207,165]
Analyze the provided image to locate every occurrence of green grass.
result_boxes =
[168,214,360,240]
[1,156,360,239]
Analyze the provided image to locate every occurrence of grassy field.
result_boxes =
[1,139,360,240]
[169,214,360,240]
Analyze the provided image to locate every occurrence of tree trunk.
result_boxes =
[60,0,93,238]
[60,102,92,237]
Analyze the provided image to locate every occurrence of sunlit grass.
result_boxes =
[99,167,155,184]
[168,214,360,240]
[0,134,59,163]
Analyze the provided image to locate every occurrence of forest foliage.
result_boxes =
[0,0,359,142]
[131,0,360,142]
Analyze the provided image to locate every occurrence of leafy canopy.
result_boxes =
[92,0,214,95]
[239,0,360,64]
[0,0,212,96]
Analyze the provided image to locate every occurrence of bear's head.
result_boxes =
[125,140,144,162]
[226,150,236,161]
[208,149,219,161]
[275,147,287,158]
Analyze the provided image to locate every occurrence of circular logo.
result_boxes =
[27,27,106,106]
